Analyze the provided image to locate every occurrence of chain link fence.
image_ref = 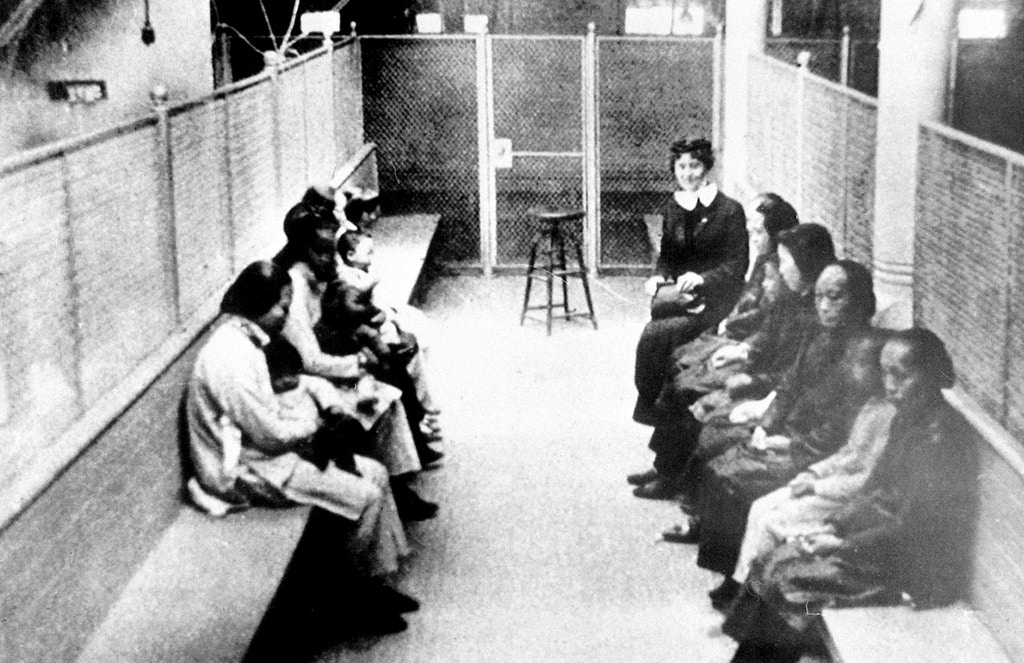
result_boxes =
[0,39,364,529]
[493,36,584,266]
[915,123,1024,439]
[361,37,480,265]
[747,52,875,267]
[598,37,716,268]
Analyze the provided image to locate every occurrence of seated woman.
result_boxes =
[631,224,835,499]
[679,262,877,594]
[185,261,417,634]
[725,329,977,663]
[729,333,893,592]
[661,192,799,386]
[632,136,748,427]
[272,202,438,521]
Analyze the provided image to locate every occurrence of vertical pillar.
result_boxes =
[151,85,182,326]
[476,30,495,275]
[721,0,767,193]
[264,51,285,216]
[583,22,599,276]
[872,0,958,328]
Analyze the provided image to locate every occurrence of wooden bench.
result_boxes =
[48,144,437,663]
[822,604,1011,663]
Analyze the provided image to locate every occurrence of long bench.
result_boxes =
[72,207,440,663]
[0,142,440,662]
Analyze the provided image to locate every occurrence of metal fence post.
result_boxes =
[266,54,285,215]
[795,53,808,217]
[59,155,87,413]
[945,36,959,125]
[840,25,850,87]
[220,94,238,273]
[323,34,337,178]
[476,30,496,275]
[151,85,182,326]
[1001,158,1016,426]
[583,22,599,276]
[712,23,724,166]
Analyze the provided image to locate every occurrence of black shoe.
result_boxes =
[709,577,742,611]
[393,483,439,521]
[626,468,658,486]
[359,612,409,635]
[417,444,445,467]
[661,517,701,544]
[376,584,421,613]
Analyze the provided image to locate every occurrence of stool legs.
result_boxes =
[520,218,598,334]
[520,235,539,326]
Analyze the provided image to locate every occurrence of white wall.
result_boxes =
[0,0,214,156]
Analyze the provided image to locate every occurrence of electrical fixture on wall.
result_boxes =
[141,0,156,45]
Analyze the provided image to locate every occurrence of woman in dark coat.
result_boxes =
[630,224,835,499]
[690,261,878,589]
[724,329,977,663]
[632,137,748,427]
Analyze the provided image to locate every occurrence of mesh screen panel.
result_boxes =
[915,127,1011,417]
[303,52,336,185]
[334,42,364,163]
[65,125,176,405]
[278,65,310,206]
[765,39,841,81]
[0,159,81,467]
[169,100,233,322]
[842,96,876,266]
[362,38,480,264]
[748,54,875,267]
[597,38,715,266]
[747,56,800,204]
[496,156,584,264]
[1006,163,1024,439]
[800,76,847,245]
[226,81,281,265]
[492,37,583,265]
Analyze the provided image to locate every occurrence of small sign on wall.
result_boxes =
[47,80,107,104]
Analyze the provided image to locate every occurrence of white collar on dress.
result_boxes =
[673,182,718,211]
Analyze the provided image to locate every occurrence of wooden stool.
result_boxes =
[519,206,598,335]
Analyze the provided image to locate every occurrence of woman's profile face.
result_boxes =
[746,207,769,257]
[674,152,707,192]
[777,245,803,293]
[880,339,927,406]
[814,265,853,329]
[255,284,293,336]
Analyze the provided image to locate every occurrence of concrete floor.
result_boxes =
[311,275,739,662]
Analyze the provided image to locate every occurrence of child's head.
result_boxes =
[265,339,304,393]
[342,191,381,229]
[337,230,375,270]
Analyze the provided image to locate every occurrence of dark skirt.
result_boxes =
[633,311,713,425]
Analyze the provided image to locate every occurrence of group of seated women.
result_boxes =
[629,137,978,662]
[185,185,444,636]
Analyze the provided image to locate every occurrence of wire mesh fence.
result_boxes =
[598,37,716,267]
[492,36,584,266]
[915,123,1023,435]
[361,37,481,265]
[0,39,363,529]
[747,52,875,266]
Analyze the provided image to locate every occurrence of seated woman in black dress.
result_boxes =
[724,329,977,663]
[632,136,748,427]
